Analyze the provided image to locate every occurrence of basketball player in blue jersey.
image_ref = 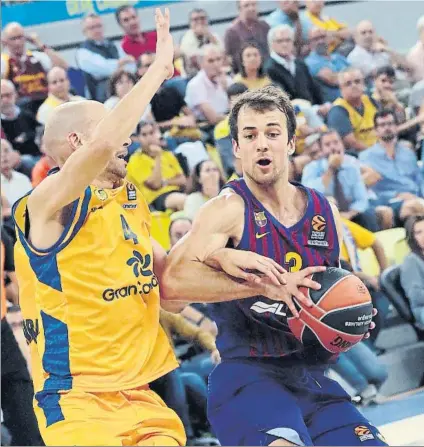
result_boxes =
[162,86,386,446]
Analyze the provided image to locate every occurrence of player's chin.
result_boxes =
[108,160,127,179]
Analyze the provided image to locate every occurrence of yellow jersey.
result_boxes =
[333,95,377,148]
[127,151,183,205]
[12,177,177,395]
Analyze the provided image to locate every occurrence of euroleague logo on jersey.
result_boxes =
[102,251,158,302]
[312,214,326,232]
[308,214,329,248]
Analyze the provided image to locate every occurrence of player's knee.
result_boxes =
[268,439,298,446]
[375,206,394,229]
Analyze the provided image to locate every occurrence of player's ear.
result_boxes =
[287,136,296,156]
[67,132,82,151]
[232,138,241,159]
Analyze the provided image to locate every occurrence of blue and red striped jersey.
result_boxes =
[208,178,340,362]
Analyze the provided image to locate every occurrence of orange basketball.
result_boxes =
[287,267,373,355]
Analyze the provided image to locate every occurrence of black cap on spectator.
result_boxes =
[227,82,248,98]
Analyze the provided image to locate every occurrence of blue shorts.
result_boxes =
[207,358,388,446]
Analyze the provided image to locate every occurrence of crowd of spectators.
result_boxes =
[1,1,424,445]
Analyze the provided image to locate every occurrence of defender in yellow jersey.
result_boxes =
[12,9,185,446]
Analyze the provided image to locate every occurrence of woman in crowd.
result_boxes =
[233,42,271,91]
[400,215,424,329]
[184,159,224,220]
[104,69,152,122]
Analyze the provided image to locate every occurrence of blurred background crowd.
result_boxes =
[1,0,424,445]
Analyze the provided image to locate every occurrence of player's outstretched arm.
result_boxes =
[28,9,174,222]
[161,193,323,312]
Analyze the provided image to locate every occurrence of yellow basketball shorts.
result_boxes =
[34,385,186,446]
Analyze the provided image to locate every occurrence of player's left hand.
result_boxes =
[362,308,377,339]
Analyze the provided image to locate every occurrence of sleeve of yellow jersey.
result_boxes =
[342,219,376,250]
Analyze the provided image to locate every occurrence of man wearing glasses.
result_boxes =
[327,67,378,153]
[180,9,222,78]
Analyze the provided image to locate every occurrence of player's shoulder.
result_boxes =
[192,187,244,231]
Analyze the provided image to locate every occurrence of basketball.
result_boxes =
[287,267,373,355]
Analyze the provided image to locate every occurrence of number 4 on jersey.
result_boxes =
[120,215,139,245]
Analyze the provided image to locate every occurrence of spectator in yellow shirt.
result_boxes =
[127,121,187,211]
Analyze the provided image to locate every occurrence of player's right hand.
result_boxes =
[208,248,288,286]
[261,266,326,318]
[155,8,174,79]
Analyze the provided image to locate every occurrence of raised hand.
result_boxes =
[155,8,174,80]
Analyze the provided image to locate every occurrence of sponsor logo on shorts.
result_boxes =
[126,183,137,201]
[354,425,375,442]
[254,211,267,228]
[307,214,329,248]
[250,301,287,316]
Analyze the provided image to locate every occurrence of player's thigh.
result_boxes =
[307,395,387,446]
[129,388,186,446]
[208,362,312,446]
[34,390,119,446]
[314,423,388,446]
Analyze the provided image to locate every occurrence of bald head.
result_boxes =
[0,79,17,114]
[2,22,26,57]
[355,20,375,49]
[47,67,71,99]
[43,101,107,165]
[1,139,14,174]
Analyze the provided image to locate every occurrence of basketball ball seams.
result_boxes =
[313,275,353,308]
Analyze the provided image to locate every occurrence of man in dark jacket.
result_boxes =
[265,24,323,105]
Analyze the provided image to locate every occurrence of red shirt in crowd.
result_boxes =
[121,31,157,59]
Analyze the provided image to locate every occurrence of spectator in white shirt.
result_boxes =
[348,20,411,86]
[180,8,222,78]
[36,67,85,125]
[407,15,424,82]
[1,139,32,206]
[75,13,135,102]
[185,44,232,126]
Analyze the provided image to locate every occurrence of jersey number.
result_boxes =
[120,215,139,245]
[285,251,302,273]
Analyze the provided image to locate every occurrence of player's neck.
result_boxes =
[245,177,298,219]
